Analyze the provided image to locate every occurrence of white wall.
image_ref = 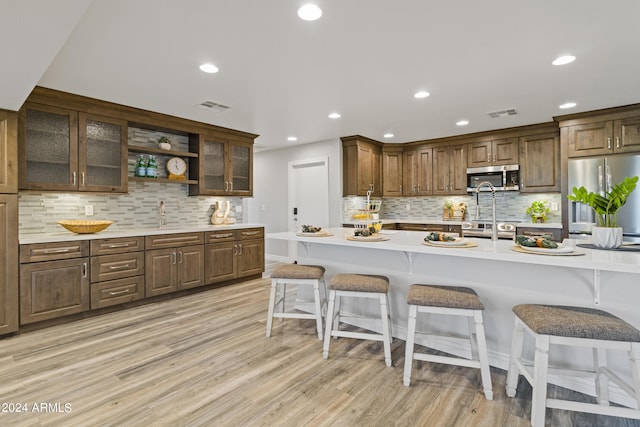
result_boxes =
[248,139,342,259]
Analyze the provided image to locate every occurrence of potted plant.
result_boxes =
[567,175,638,249]
[158,136,171,150]
[525,200,549,223]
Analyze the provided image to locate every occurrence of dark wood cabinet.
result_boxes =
[145,233,205,296]
[0,195,18,334]
[567,118,640,157]
[205,228,264,284]
[342,136,382,196]
[433,144,466,195]
[0,110,18,194]
[397,223,462,235]
[467,138,518,168]
[519,132,560,193]
[403,146,432,196]
[189,134,253,196]
[382,145,403,196]
[19,241,90,325]
[19,104,127,192]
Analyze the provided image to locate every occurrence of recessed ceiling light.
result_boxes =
[298,4,322,21]
[552,55,576,66]
[456,120,469,126]
[383,133,394,138]
[199,63,219,73]
[559,102,577,109]
[287,136,298,142]
[414,91,430,99]
[328,112,341,119]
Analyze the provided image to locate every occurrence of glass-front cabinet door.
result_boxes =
[190,135,253,196]
[20,104,78,191]
[230,142,252,196]
[20,105,127,193]
[79,113,127,192]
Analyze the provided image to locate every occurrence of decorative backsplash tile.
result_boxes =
[19,127,242,235]
[343,192,562,223]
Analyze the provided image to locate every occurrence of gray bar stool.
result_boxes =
[403,284,493,400]
[266,264,326,339]
[322,273,392,366]
[506,304,640,427]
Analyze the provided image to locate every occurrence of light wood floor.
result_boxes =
[1,262,639,427]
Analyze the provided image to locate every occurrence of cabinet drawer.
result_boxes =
[91,237,144,255]
[91,252,144,283]
[237,228,264,240]
[516,227,562,242]
[20,241,90,263]
[91,275,144,309]
[145,232,204,250]
[205,230,236,243]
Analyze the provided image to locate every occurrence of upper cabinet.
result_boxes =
[518,132,560,193]
[0,110,18,194]
[342,136,382,196]
[566,118,640,157]
[467,138,518,168]
[19,103,127,192]
[432,144,466,195]
[189,133,253,197]
[381,145,403,197]
[403,145,432,196]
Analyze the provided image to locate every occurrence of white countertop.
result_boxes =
[267,227,639,274]
[343,219,562,229]
[19,223,265,244]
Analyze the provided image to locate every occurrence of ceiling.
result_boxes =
[3,1,640,151]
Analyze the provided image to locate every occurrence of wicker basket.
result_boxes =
[57,220,113,234]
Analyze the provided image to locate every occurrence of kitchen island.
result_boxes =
[267,227,640,406]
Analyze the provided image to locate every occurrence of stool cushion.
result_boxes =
[329,274,389,293]
[407,284,485,310]
[271,264,325,280]
[513,304,640,342]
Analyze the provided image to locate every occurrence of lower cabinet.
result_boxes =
[0,195,18,334]
[19,240,90,324]
[205,228,264,284]
[145,232,205,297]
[90,236,145,309]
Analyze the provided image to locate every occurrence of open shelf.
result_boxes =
[128,144,198,158]
[129,176,198,185]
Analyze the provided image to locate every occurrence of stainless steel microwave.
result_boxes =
[466,164,520,192]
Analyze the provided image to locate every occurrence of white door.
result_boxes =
[288,157,329,260]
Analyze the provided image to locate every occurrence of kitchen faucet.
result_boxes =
[159,200,166,228]
[475,182,497,241]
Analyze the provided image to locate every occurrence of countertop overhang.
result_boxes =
[267,227,638,275]
[19,223,265,245]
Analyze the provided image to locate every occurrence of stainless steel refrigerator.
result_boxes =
[568,154,640,242]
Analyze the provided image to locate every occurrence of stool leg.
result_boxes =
[594,347,610,406]
[379,293,392,367]
[506,318,525,397]
[473,311,493,400]
[280,283,287,320]
[531,334,550,427]
[630,343,640,408]
[266,279,278,337]
[322,290,337,359]
[320,276,328,317]
[403,304,418,386]
[312,279,324,340]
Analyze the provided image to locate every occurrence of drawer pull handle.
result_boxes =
[215,233,234,238]
[42,248,73,254]
[107,243,131,248]
[109,289,130,296]
[82,262,88,278]
[243,231,261,236]
[109,264,130,270]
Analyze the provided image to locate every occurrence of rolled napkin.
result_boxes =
[425,232,456,242]
[302,225,322,233]
[516,235,558,249]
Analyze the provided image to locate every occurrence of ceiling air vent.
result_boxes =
[197,100,230,112]
[487,108,518,118]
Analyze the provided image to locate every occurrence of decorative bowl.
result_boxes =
[57,220,113,234]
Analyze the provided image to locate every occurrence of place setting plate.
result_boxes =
[511,243,585,256]
[422,237,478,248]
[346,234,390,242]
[296,231,334,237]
